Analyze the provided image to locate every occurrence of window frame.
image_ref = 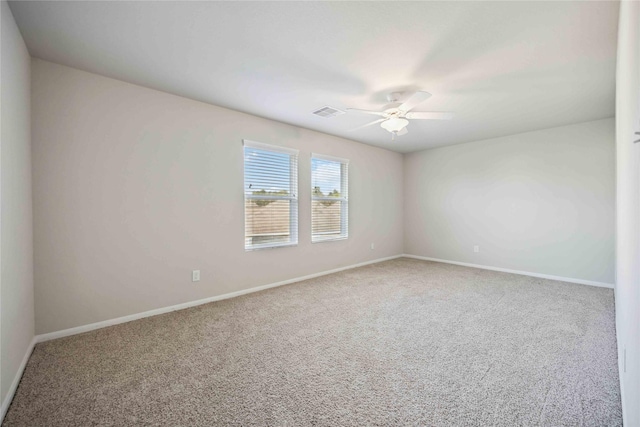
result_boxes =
[311,153,349,243]
[243,140,299,251]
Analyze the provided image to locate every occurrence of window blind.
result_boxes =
[311,154,348,242]
[243,140,298,250]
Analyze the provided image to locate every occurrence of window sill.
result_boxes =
[245,243,298,252]
[312,236,348,244]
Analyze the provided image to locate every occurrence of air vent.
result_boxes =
[312,106,345,118]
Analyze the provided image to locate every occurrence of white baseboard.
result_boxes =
[2,253,612,425]
[402,254,614,289]
[619,349,628,427]
[36,254,403,344]
[35,253,612,345]
[1,337,37,423]
[616,319,628,427]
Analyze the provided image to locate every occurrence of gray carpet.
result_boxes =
[3,258,621,426]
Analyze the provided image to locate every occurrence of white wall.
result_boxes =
[31,59,404,335]
[404,119,615,284]
[615,2,640,426]
[6,16,631,422]
[0,0,34,408]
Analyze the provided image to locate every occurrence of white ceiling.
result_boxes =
[9,1,619,153]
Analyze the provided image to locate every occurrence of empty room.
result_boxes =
[1,1,639,426]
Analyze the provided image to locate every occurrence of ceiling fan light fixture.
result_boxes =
[381,117,409,133]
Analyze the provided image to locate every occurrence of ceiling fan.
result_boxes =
[348,91,453,139]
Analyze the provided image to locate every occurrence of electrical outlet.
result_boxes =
[474,245,480,253]
[370,243,375,250]
[192,270,201,282]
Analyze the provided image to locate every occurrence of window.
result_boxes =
[311,154,348,242]
[243,140,298,250]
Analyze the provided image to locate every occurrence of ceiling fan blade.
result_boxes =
[346,108,386,117]
[397,127,408,136]
[405,112,454,120]
[398,91,432,112]
[349,118,386,132]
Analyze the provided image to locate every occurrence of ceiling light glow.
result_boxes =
[380,118,409,133]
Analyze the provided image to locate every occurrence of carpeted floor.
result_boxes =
[3,258,621,426]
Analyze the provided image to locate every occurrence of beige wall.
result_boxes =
[1,0,34,405]
[404,118,615,284]
[31,59,404,334]
[29,59,617,336]
[615,2,640,425]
